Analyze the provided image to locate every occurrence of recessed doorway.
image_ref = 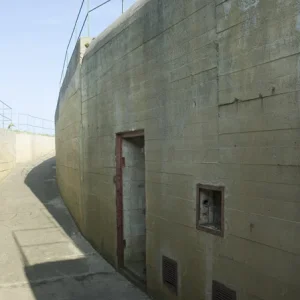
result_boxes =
[116,130,146,283]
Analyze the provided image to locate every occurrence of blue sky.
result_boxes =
[0,0,136,126]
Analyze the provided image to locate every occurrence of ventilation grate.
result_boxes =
[212,281,237,300]
[162,256,178,294]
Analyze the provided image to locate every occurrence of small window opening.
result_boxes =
[196,184,224,236]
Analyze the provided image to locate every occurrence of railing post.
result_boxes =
[87,0,90,36]
[60,0,113,86]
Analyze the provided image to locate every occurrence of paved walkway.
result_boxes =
[0,156,149,300]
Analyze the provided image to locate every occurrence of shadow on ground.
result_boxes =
[24,157,94,254]
[15,157,148,300]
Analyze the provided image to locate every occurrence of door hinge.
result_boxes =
[123,239,126,248]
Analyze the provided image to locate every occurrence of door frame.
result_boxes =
[115,130,145,269]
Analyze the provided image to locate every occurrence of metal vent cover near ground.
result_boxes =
[162,256,178,294]
[212,280,237,300]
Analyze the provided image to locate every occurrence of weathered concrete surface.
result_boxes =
[0,129,16,182]
[0,158,149,300]
[16,133,55,164]
[56,0,300,299]
[0,130,55,183]
[55,38,92,236]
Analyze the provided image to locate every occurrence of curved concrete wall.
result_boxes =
[56,0,300,299]
[55,37,92,234]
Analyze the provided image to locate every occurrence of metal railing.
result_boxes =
[0,100,54,135]
[0,100,12,129]
[18,114,55,136]
[60,0,131,86]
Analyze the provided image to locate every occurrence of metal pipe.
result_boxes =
[18,124,54,130]
[59,0,86,85]
[60,0,112,86]
[78,0,112,39]
[122,0,124,13]
[88,0,111,14]
[27,114,53,122]
[0,99,12,109]
[87,0,90,37]
[0,114,11,121]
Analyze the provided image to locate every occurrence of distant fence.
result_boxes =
[60,0,132,86]
[0,100,54,136]
[18,114,55,136]
[0,100,12,129]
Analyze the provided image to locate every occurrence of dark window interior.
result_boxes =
[196,184,224,236]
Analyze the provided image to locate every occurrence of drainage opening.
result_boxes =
[212,280,237,300]
[162,256,178,294]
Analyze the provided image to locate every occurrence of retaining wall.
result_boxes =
[0,129,16,182]
[16,133,55,164]
[56,1,300,299]
[0,130,55,182]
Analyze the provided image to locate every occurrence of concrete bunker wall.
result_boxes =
[55,37,92,233]
[56,0,300,299]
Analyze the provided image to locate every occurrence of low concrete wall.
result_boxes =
[0,130,55,183]
[16,133,55,164]
[0,129,16,182]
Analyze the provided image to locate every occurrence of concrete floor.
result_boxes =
[0,156,149,300]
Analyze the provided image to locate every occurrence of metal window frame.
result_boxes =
[196,184,225,237]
